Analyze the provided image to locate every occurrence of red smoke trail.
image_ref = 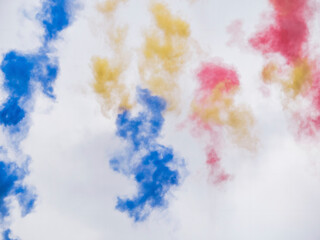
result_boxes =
[298,65,320,136]
[190,62,253,184]
[250,0,312,63]
[250,0,320,137]
[206,147,231,184]
[197,63,239,93]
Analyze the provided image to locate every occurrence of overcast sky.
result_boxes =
[1,0,320,239]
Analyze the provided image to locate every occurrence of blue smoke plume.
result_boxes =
[0,0,71,128]
[39,0,71,42]
[2,229,18,240]
[0,52,58,128]
[0,0,73,236]
[110,88,184,221]
[0,161,34,218]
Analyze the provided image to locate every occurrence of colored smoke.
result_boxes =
[92,1,132,114]
[0,0,72,128]
[250,0,320,137]
[0,0,73,236]
[250,0,312,64]
[140,3,190,111]
[110,88,184,221]
[2,229,18,240]
[192,62,255,150]
[191,62,255,183]
[98,0,127,13]
[0,52,58,128]
[92,57,131,113]
[0,160,35,219]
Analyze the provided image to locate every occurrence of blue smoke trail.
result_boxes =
[0,52,58,129]
[39,0,71,42]
[0,160,35,219]
[0,0,72,128]
[110,88,184,221]
[0,0,73,236]
[2,229,18,240]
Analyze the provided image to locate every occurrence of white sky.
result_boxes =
[1,0,320,239]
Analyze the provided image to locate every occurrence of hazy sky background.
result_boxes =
[1,0,320,239]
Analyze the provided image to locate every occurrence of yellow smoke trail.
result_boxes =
[262,62,278,84]
[98,0,127,14]
[93,57,131,110]
[92,0,132,114]
[192,82,256,151]
[140,3,190,111]
[262,59,312,98]
[285,59,312,97]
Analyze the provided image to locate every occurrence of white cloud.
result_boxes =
[2,0,320,239]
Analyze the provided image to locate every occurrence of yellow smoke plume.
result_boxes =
[140,3,190,111]
[98,0,127,14]
[93,57,131,111]
[192,82,256,151]
[262,59,312,98]
[92,0,132,114]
